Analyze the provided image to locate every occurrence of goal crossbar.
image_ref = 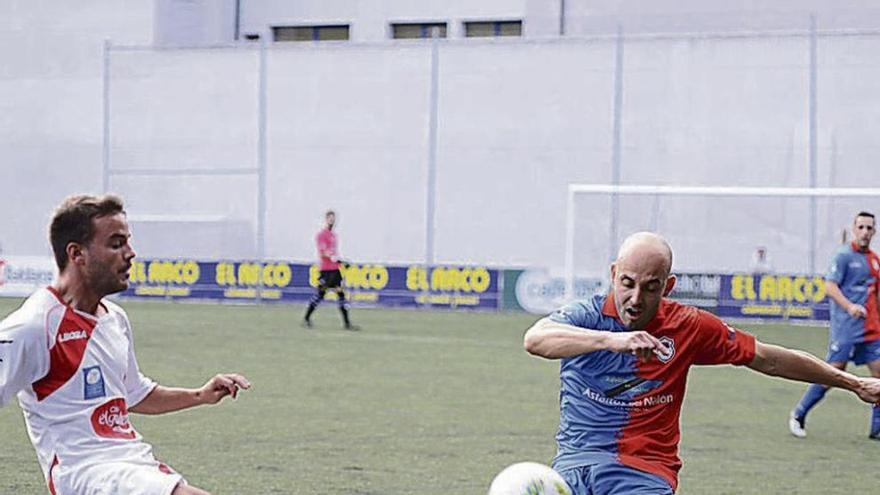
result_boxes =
[564,184,880,301]
[568,184,880,198]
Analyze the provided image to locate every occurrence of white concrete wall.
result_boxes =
[154,0,236,46]
[99,34,880,273]
[3,1,880,274]
[237,0,880,41]
[562,0,880,34]
[241,0,527,41]
[0,0,153,258]
[265,44,433,263]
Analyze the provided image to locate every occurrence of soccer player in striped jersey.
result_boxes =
[524,232,880,494]
[0,194,250,495]
[790,211,880,439]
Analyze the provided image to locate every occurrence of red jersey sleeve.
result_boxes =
[692,310,756,366]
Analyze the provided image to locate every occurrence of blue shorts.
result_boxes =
[559,463,673,495]
[826,338,880,365]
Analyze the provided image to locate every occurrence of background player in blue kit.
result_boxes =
[790,211,880,439]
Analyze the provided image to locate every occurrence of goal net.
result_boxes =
[564,184,880,301]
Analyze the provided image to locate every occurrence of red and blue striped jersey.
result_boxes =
[548,294,756,491]
[826,242,880,344]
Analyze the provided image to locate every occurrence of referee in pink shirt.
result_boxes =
[303,210,359,330]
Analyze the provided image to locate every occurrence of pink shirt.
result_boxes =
[316,228,339,271]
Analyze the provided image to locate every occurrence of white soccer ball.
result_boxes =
[488,462,572,495]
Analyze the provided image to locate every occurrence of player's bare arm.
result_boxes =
[320,248,336,261]
[748,341,880,403]
[130,373,251,415]
[524,317,669,361]
[825,280,867,318]
[172,484,212,495]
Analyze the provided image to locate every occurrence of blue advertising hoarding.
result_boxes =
[122,259,501,310]
[120,260,833,321]
[717,273,830,321]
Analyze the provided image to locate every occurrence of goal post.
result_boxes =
[564,184,880,301]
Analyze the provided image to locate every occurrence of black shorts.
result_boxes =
[319,269,343,289]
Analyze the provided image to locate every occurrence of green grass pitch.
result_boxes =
[1,297,877,494]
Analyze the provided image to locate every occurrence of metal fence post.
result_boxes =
[808,13,819,274]
[257,38,268,301]
[425,31,441,267]
[610,25,625,263]
[102,39,112,193]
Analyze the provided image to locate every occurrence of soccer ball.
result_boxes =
[488,462,572,495]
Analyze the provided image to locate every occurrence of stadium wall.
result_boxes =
[0,0,153,256]
[99,35,880,275]
[3,3,880,275]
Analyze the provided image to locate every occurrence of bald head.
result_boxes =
[616,232,674,277]
[609,232,675,329]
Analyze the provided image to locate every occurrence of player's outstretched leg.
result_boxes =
[869,359,880,439]
[790,384,828,438]
[870,404,880,440]
[337,290,359,331]
[303,287,326,328]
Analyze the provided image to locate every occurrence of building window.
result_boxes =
[464,20,522,38]
[273,25,350,42]
[391,22,447,39]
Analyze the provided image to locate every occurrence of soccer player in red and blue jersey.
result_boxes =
[524,232,880,494]
[303,210,359,330]
[790,211,880,440]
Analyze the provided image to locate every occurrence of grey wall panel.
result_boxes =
[265,46,431,263]
[0,0,152,256]
[3,1,880,274]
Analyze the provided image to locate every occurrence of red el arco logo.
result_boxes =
[91,398,136,439]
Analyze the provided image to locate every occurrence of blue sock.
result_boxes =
[871,404,880,437]
[794,384,827,419]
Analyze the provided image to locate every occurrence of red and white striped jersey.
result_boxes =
[0,287,157,483]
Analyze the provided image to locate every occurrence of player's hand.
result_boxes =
[854,377,880,404]
[606,331,670,362]
[847,303,867,319]
[198,373,251,405]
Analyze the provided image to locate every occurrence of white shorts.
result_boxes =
[51,459,186,495]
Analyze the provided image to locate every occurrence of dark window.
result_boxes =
[391,22,447,39]
[273,25,350,42]
[464,20,522,38]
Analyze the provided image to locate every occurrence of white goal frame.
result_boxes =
[565,184,880,300]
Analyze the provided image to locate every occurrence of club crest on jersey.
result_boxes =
[82,365,106,400]
[655,336,675,363]
[59,329,88,343]
[91,398,136,439]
